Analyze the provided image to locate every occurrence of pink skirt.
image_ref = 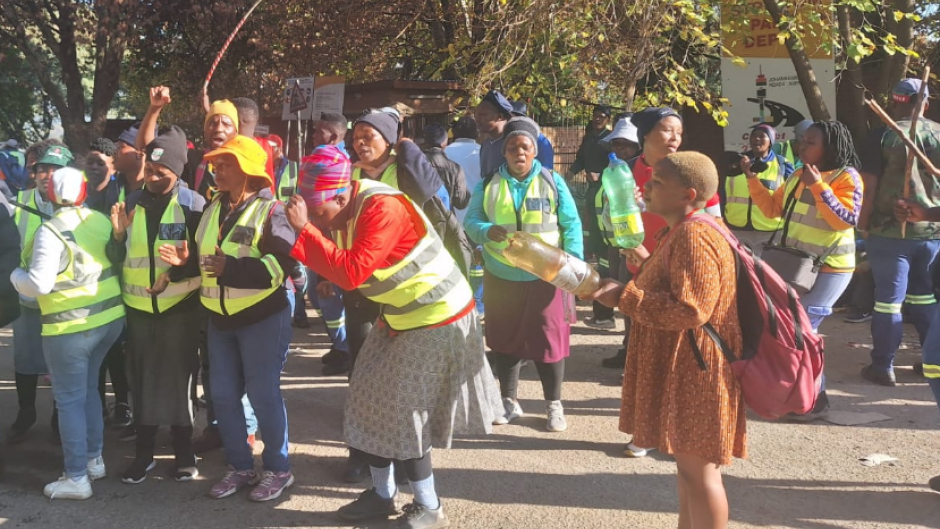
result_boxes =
[483,273,571,363]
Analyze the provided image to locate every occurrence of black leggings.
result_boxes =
[99,339,129,408]
[344,291,380,371]
[491,353,565,401]
[364,451,433,482]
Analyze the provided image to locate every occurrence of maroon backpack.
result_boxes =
[665,214,824,419]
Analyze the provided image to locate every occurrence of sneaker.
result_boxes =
[394,502,450,529]
[321,348,347,365]
[929,474,940,493]
[784,391,831,423]
[601,348,627,369]
[121,458,156,484]
[844,311,872,323]
[584,316,616,330]
[175,466,199,482]
[337,488,398,521]
[113,402,133,428]
[322,359,350,376]
[7,406,37,445]
[546,400,567,432]
[249,470,295,501]
[87,456,106,481]
[192,425,223,454]
[117,424,137,442]
[209,467,260,499]
[492,398,523,425]
[44,475,93,500]
[861,364,897,387]
[624,442,651,458]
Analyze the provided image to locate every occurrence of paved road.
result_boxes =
[0,307,938,528]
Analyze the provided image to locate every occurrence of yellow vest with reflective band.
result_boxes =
[777,168,856,271]
[482,170,560,267]
[724,156,783,231]
[122,193,201,314]
[275,161,299,203]
[15,189,45,263]
[333,180,473,331]
[194,195,285,316]
[33,207,125,336]
[352,164,398,189]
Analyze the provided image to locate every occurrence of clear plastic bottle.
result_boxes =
[603,153,645,249]
[503,232,601,297]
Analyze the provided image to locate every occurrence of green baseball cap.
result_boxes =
[37,145,73,167]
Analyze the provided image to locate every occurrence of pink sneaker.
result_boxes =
[209,467,259,499]
[249,470,294,502]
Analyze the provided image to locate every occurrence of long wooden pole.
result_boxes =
[901,67,931,238]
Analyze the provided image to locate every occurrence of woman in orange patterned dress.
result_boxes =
[584,151,746,529]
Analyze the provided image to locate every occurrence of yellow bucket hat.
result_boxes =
[204,135,271,184]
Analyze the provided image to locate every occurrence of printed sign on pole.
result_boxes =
[312,76,346,118]
[282,77,314,120]
[719,0,835,151]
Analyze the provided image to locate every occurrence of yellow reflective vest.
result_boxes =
[352,165,398,190]
[333,180,473,331]
[482,169,560,267]
[776,168,856,272]
[725,156,784,231]
[32,207,125,336]
[275,160,299,203]
[194,195,284,316]
[122,192,201,314]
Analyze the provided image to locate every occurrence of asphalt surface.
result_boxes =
[0,305,938,529]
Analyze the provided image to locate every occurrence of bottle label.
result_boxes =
[550,255,591,293]
[612,213,643,238]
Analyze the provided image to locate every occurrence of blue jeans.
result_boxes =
[307,269,348,353]
[208,306,292,473]
[867,235,940,371]
[919,305,940,412]
[43,319,124,478]
[800,271,852,392]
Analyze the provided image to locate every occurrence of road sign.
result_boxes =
[282,77,314,120]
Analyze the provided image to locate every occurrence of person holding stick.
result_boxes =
[858,78,940,386]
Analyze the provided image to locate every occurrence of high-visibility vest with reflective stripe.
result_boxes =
[275,161,299,203]
[352,165,398,189]
[34,207,125,336]
[482,170,560,267]
[122,193,201,314]
[15,189,46,262]
[724,157,784,231]
[333,180,473,331]
[194,196,284,316]
[778,168,855,271]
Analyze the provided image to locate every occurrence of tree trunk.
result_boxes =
[836,5,867,142]
[885,0,915,96]
[762,0,831,121]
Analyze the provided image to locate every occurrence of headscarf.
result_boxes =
[298,145,352,207]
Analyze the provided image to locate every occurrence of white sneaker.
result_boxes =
[87,456,106,481]
[624,442,652,458]
[492,398,524,425]
[546,400,567,432]
[44,475,93,500]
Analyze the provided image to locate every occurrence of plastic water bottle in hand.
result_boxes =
[503,232,600,297]
[602,153,645,249]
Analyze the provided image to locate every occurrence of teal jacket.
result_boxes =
[464,160,583,282]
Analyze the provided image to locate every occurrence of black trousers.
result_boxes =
[592,244,622,320]
[491,352,565,401]
[99,336,129,409]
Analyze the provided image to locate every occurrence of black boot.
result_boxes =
[171,425,198,481]
[122,425,157,484]
[8,373,38,444]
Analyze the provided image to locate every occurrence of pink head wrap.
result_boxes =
[298,145,351,206]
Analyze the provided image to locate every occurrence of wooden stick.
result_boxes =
[864,97,940,177]
[203,0,265,92]
[901,67,931,238]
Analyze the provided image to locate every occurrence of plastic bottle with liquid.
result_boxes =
[502,232,601,297]
[602,153,645,249]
